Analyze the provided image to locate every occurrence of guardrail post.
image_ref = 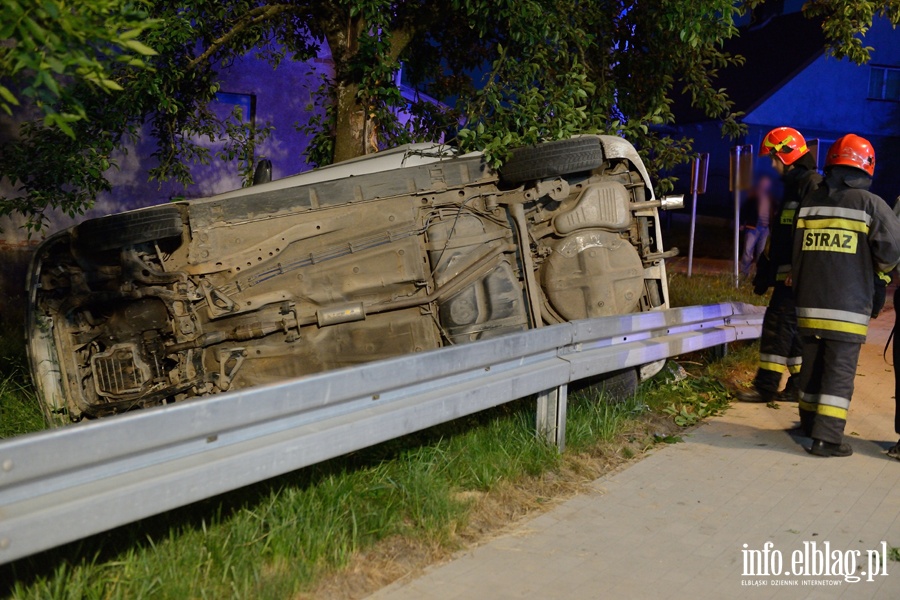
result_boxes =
[536,384,568,451]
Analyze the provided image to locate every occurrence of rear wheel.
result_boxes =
[499,137,604,185]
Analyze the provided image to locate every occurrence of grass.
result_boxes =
[667,272,767,308]
[0,321,44,439]
[0,273,761,598]
[1,392,650,599]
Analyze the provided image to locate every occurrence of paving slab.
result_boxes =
[369,312,900,600]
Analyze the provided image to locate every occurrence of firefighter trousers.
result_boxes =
[753,285,803,397]
[798,336,861,444]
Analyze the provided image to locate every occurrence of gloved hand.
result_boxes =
[872,272,890,318]
[752,252,772,296]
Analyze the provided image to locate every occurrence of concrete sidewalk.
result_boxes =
[369,314,900,599]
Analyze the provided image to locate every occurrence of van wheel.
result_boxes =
[499,137,604,185]
[73,206,184,251]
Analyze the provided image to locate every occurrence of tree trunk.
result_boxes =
[321,15,416,164]
[332,80,366,163]
[323,15,369,165]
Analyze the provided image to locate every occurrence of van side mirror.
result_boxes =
[252,159,272,186]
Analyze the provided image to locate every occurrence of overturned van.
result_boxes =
[27,135,682,423]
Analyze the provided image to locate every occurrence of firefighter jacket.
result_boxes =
[754,166,822,290]
[792,166,900,342]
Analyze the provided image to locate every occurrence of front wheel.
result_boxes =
[72,205,184,252]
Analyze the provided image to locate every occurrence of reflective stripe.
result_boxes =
[760,353,788,365]
[817,394,851,409]
[796,218,869,234]
[797,206,872,225]
[786,356,802,366]
[788,364,802,374]
[780,209,796,226]
[796,307,870,326]
[878,271,892,284]
[760,361,787,374]
[817,404,848,420]
[776,265,791,280]
[799,400,818,412]
[780,202,799,226]
[797,318,868,336]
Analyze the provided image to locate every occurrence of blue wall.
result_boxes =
[746,19,900,139]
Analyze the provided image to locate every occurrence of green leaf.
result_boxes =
[119,28,146,41]
[101,79,124,91]
[0,85,20,106]
[121,40,158,56]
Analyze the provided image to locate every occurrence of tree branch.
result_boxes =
[187,4,302,70]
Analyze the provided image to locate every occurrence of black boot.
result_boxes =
[735,388,774,403]
[809,439,853,457]
[887,439,900,461]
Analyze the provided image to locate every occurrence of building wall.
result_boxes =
[0,46,331,244]
[745,18,900,139]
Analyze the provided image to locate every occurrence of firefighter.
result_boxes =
[736,127,820,404]
[793,134,900,457]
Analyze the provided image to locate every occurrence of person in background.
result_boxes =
[888,196,900,461]
[792,134,900,457]
[737,127,820,404]
[739,174,773,278]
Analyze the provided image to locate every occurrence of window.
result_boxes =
[868,66,900,101]
[806,138,835,173]
[213,92,255,123]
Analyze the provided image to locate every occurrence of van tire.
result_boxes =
[499,137,604,185]
[73,206,184,251]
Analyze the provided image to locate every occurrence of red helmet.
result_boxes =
[825,134,875,176]
[760,127,808,165]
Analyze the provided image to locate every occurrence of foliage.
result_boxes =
[657,375,731,426]
[0,0,159,135]
[804,0,900,65]
[457,0,748,192]
[1,1,320,230]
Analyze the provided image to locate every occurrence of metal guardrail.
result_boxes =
[0,302,763,564]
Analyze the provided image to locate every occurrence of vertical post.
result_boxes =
[687,157,700,278]
[733,145,741,289]
[536,384,568,451]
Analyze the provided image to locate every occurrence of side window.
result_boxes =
[214,92,255,123]
[868,66,900,102]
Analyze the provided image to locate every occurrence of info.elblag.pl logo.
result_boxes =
[741,541,890,586]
